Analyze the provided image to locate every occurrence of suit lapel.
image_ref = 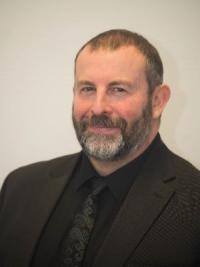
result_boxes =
[94,142,176,267]
[19,154,81,267]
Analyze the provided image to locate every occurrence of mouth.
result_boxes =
[88,126,120,135]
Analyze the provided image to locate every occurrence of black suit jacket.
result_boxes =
[0,139,200,267]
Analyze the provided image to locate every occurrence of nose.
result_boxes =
[91,91,112,115]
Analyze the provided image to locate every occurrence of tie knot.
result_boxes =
[90,177,106,196]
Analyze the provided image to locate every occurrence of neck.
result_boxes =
[89,130,158,176]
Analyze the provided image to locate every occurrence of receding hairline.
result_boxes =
[75,43,145,62]
[75,31,148,63]
[75,29,159,61]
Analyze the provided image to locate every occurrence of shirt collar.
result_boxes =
[75,134,161,201]
[75,153,99,191]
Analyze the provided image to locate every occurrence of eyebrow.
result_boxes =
[76,80,133,87]
[108,80,133,87]
[76,80,95,87]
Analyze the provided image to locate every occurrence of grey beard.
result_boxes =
[72,101,152,161]
[80,130,127,161]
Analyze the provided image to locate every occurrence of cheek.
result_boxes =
[118,110,138,126]
[73,98,89,120]
[114,100,144,122]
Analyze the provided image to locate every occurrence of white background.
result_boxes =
[1,0,200,186]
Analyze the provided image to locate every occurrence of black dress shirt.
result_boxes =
[31,135,160,267]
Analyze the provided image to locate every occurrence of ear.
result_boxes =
[152,84,171,119]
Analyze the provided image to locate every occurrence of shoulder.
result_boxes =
[2,152,81,189]
[155,136,199,178]
[169,150,199,180]
[153,137,200,190]
[163,147,200,199]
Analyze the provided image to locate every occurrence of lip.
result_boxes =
[88,126,120,135]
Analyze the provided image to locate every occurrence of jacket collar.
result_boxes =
[93,139,176,267]
[19,153,81,267]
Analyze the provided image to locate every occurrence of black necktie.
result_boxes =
[58,177,106,267]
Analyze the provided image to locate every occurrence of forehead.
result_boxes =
[75,46,146,80]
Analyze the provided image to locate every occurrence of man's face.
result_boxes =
[72,46,153,161]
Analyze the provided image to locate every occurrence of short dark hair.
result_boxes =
[75,29,163,94]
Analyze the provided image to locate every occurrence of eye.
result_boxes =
[114,87,125,92]
[80,86,96,94]
[111,86,127,94]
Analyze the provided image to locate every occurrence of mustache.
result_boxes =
[79,114,127,132]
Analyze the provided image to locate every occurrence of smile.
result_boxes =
[88,126,120,135]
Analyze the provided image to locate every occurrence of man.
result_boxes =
[0,29,199,267]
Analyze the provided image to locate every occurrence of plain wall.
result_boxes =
[1,0,200,186]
